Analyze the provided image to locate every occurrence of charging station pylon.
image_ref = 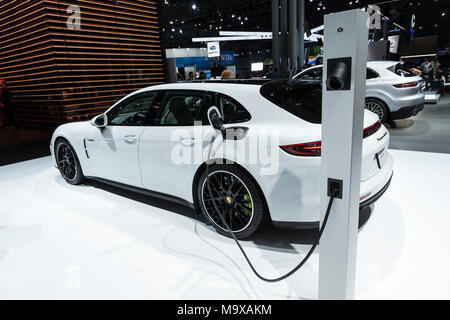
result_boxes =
[319,9,369,300]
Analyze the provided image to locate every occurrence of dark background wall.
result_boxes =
[0,0,164,128]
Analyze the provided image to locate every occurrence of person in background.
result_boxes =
[199,71,206,80]
[187,71,195,80]
[420,59,431,81]
[0,79,16,127]
[266,66,279,79]
[429,60,436,80]
[221,69,234,79]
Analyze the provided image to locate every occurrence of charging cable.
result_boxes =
[205,134,338,283]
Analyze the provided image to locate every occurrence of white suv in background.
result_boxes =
[294,61,425,123]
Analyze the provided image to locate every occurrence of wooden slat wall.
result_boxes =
[0,0,164,127]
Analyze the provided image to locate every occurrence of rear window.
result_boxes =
[260,79,322,124]
[387,63,416,77]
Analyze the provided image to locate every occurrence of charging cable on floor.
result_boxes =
[204,133,338,283]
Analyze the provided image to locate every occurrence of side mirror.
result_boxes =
[91,114,107,128]
[207,106,224,131]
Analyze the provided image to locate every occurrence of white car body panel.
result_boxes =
[51,82,393,224]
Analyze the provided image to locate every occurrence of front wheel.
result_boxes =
[55,139,85,185]
[196,164,266,239]
[365,98,388,123]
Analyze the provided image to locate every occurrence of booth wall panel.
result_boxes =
[0,0,164,127]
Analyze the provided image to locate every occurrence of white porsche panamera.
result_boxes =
[50,80,393,238]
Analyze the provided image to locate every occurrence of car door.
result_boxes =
[139,90,214,201]
[85,91,158,186]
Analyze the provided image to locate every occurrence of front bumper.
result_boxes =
[391,102,424,120]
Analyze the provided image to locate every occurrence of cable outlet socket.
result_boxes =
[328,178,343,199]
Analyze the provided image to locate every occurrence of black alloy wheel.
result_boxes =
[197,165,266,239]
[55,139,85,185]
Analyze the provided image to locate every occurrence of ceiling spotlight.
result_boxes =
[192,4,196,10]
[442,12,446,16]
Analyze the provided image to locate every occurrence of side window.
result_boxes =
[367,68,379,79]
[299,68,323,80]
[107,92,157,126]
[218,94,251,124]
[154,90,212,126]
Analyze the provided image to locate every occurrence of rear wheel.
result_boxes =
[55,139,85,185]
[365,98,388,123]
[196,164,266,239]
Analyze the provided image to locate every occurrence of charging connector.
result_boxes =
[328,178,343,199]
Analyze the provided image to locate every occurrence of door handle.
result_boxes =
[124,135,137,143]
[179,137,196,146]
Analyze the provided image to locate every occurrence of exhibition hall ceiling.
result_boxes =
[160,0,450,54]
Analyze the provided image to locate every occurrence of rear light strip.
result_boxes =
[281,121,381,156]
[363,121,381,138]
[280,141,322,156]
[393,81,418,88]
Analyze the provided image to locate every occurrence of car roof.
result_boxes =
[134,82,262,97]
[367,60,399,68]
[301,60,399,69]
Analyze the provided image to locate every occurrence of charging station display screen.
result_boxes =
[251,62,264,72]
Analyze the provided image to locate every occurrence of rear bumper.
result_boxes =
[273,173,392,230]
[359,173,392,210]
[390,102,424,120]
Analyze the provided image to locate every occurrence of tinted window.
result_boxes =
[217,94,252,124]
[154,90,213,126]
[107,92,157,126]
[366,68,379,79]
[260,79,322,124]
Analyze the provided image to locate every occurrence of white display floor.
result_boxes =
[1,149,449,299]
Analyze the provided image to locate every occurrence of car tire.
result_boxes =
[55,139,85,185]
[196,164,266,239]
[365,98,388,123]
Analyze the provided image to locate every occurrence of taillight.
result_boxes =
[280,141,322,156]
[363,121,381,138]
[281,122,382,156]
[393,81,418,88]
